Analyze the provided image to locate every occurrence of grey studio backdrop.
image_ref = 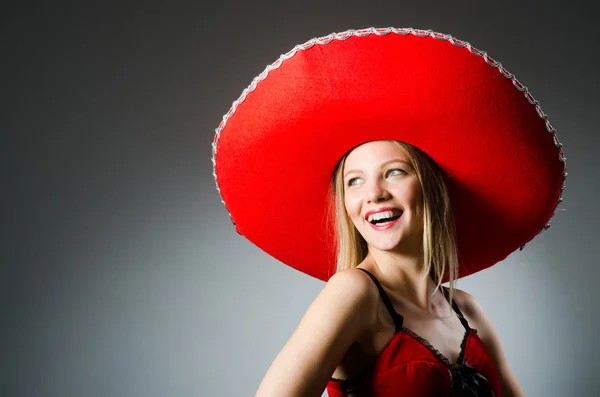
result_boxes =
[3,1,599,396]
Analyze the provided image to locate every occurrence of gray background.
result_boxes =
[3,1,598,396]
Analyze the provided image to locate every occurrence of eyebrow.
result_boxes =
[344,159,412,178]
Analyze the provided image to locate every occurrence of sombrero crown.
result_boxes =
[212,28,566,281]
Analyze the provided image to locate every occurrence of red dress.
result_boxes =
[326,269,502,397]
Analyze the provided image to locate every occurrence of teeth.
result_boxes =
[367,210,401,223]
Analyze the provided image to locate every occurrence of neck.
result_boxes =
[364,248,436,312]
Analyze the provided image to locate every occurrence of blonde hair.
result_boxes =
[328,140,459,305]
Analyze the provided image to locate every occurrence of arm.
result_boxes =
[458,290,526,397]
[255,269,377,397]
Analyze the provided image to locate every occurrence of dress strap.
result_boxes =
[356,268,404,332]
[441,286,471,332]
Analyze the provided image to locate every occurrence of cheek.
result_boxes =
[344,194,361,218]
[413,191,425,221]
[407,181,423,206]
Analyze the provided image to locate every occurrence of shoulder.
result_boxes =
[300,268,381,348]
[325,268,378,298]
[285,268,380,346]
[449,287,500,342]
[318,268,380,321]
[450,288,485,323]
[451,287,526,396]
[449,287,498,341]
[254,268,380,396]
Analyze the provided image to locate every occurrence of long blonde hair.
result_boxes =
[327,140,459,304]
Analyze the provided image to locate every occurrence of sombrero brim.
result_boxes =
[212,28,566,281]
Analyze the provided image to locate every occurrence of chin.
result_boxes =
[366,238,403,251]
[364,230,421,253]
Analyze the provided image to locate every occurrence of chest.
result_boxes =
[328,330,501,397]
[367,295,469,366]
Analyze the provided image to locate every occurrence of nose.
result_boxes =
[365,178,390,203]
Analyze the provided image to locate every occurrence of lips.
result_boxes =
[363,207,403,232]
[367,214,401,231]
[365,207,402,223]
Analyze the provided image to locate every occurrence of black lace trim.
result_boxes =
[401,327,495,396]
[456,328,477,365]
[330,329,489,396]
[330,327,476,383]
[400,327,472,369]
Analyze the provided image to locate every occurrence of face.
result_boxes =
[343,140,424,253]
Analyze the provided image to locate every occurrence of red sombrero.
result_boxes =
[212,27,566,281]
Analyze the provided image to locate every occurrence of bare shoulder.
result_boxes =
[450,288,497,342]
[450,288,485,325]
[451,287,526,397]
[254,268,378,397]
[312,268,381,333]
[324,268,379,304]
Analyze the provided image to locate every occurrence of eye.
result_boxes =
[347,177,362,187]
[386,168,407,177]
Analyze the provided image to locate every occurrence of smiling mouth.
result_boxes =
[366,209,403,225]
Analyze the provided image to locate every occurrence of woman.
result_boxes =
[212,28,566,396]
